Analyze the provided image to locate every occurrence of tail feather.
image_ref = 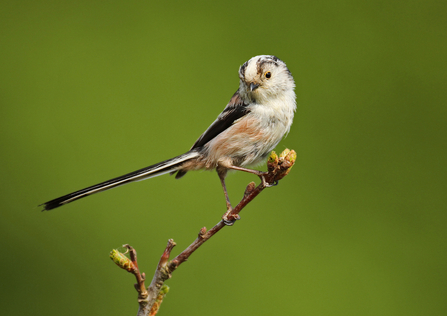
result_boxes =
[40,151,200,211]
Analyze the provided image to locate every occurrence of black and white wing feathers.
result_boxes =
[191,91,250,150]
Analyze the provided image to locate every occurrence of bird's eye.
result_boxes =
[265,71,272,79]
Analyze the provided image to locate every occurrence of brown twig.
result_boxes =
[138,240,175,316]
[169,149,296,269]
[111,149,296,316]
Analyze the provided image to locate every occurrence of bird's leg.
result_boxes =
[226,165,273,187]
[220,175,233,212]
[217,168,239,226]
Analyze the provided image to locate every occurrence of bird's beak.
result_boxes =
[249,82,260,92]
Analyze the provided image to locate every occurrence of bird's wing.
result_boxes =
[190,91,250,150]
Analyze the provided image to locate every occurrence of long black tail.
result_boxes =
[40,151,200,211]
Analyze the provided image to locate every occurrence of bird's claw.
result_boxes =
[223,214,240,226]
[259,173,279,187]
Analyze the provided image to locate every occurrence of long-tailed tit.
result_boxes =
[41,55,296,220]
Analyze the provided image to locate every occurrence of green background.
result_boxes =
[1,1,446,315]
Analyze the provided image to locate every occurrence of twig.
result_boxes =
[110,149,296,316]
[169,148,296,269]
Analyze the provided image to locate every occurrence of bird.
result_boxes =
[41,55,296,222]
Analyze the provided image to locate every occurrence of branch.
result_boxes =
[110,149,296,316]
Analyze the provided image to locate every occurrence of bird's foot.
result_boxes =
[222,207,240,226]
[223,214,241,226]
[258,172,278,187]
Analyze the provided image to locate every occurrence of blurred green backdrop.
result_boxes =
[1,1,446,315]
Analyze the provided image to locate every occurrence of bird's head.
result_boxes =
[238,55,295,102]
